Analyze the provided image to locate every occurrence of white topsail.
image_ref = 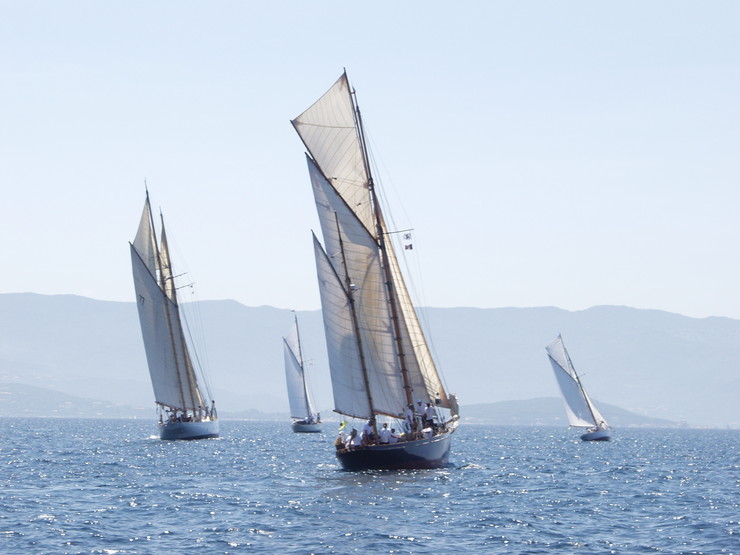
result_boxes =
[546,335,607,429]
[293,72,449,420]
[283,318,316,420]
[291,73,374,233]
[130,194,207,412]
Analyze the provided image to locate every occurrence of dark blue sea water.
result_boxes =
[0,419,737,554]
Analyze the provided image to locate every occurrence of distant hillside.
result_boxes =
[0,382,676,428]
[0,293,737,428]
[0,382,150,419]
[463,398,682,428]
[0,382,288,421]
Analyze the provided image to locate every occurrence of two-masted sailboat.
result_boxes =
[546,334,611,441]
[291,72,459,470]
[130,192,219,440]
[283,316,322,433]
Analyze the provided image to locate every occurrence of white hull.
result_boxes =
[292,421,322,433]
[159,419,219,440]
[580,429,610,441]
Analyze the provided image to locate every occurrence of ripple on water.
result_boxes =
[0,420,737,553]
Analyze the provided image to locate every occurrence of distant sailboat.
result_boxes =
[546,334,610,441]
[291,71,459,470]
[130,192,219,440]
[283,315,322,433]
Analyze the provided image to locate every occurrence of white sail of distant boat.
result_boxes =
[291,71,459,470]
[130,191,219,440]
[546,334,610,441]
[283,315,322,433]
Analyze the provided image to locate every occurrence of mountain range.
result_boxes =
[0,293,737,428]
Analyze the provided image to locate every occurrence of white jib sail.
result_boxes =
[130,198,205,412]
[384,229,449,408]
[283,320,314,420]
[313,234,372,419]
[546,335,607,428]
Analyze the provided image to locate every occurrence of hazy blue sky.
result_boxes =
[1,2,738,318]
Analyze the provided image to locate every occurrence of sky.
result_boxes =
[1,1,739,319]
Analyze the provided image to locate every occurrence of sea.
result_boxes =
[0,419,737,554]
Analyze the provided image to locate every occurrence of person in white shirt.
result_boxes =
[345,429,361,450]
[404,404,415,434]
[378,423,391,444]
[389,428,400,444]
[361,418,376,445]
[423,402,435,428]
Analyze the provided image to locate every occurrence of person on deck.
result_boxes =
[404,404,415,434]
[378,423,391,444]
[423,402,435,428]
[361,418,376,445]
[345,429,361,450]
[415,400,424,434]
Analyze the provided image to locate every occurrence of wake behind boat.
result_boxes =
[546,334,611,441]
[130,192,219,440]
[283,315,322,433]
[291,71,459,470]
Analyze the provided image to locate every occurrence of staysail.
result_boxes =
[546,335,607,428]
[293,72,450,420]
[130,193,208,412]
[283,317,316,420]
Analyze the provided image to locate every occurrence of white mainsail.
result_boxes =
[283,317,316,420]
[293,72,450,420]
[546,335,607,428]
[130,194,208,413]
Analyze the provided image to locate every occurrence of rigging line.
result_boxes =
[367,156,448,392]
[180,307,210,399]
[163,272,187,281]
[363,122,414,232]
[363,111,451,396]
[162,224,214,401]
[180,295,214,403]
[295,123,355,130]
[174,283,194,291]
[383,227,414,236]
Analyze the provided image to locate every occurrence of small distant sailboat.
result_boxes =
[130,191,219,440]
[291,71,459,470]
[546,334,610,441]
[283,315,322,433]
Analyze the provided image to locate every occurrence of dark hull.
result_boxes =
[159,420,220,440]
[337,430,453,471]
[580,429,610,442]
[292,421,322,433]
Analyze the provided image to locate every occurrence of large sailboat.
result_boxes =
[546,334,610,441]
[283,315,322,433]
[291,71,459,470]
[130,192,219,440]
